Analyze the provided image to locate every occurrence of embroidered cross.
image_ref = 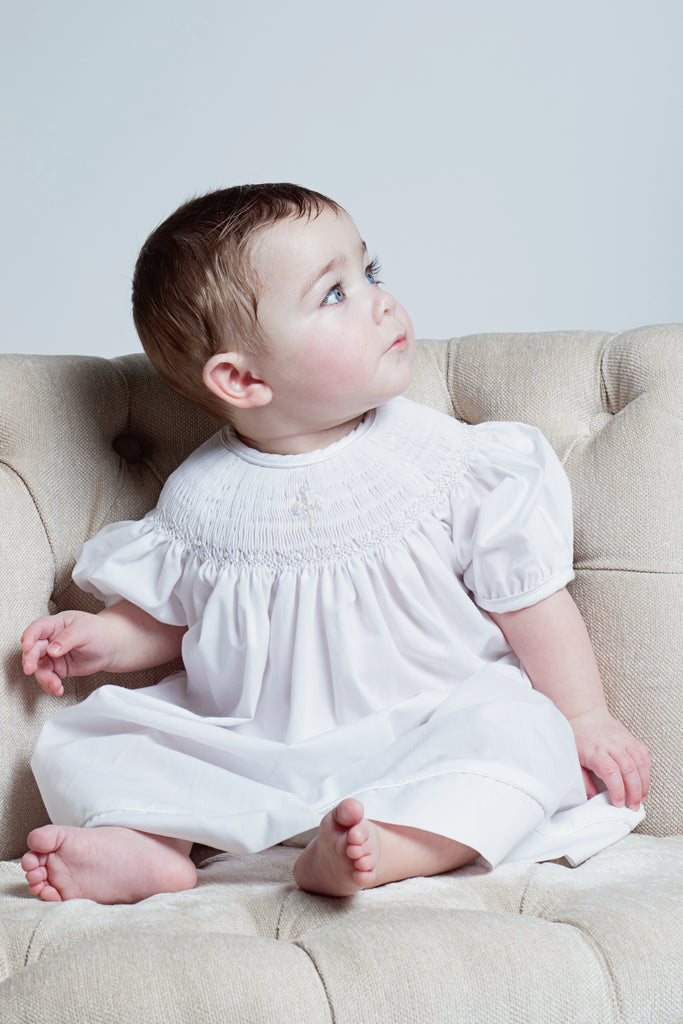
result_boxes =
[291,483,323,533]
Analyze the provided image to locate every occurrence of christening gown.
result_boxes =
[32,397,643,868]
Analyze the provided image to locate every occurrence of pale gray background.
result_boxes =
[2,0,681,357]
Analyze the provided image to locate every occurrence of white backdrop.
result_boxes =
[2,0,681,357]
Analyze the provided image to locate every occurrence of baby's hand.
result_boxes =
[569,709,651,811]
[21,611,118,696]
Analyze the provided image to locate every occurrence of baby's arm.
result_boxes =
[22,601,186,697]
[490,588,651,811]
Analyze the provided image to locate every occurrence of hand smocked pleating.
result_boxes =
[74,401,573,627]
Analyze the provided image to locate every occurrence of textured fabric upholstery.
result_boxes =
[0,326,681,1022]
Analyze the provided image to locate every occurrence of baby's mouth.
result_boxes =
[386,334,408,353]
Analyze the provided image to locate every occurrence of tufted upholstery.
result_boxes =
[0,326,681,1023]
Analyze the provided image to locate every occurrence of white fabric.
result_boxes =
[31,397,643,866]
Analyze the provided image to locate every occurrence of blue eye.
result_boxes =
[321,284,345,306]
[365,258,382,285]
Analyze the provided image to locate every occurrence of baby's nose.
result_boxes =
[373,286,397,322]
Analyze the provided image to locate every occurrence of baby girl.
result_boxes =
[21,184,650,903]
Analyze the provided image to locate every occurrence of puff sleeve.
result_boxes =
[72,513,194,627]
[455,422,575,613]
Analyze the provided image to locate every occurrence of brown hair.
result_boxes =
[132,183,342,418]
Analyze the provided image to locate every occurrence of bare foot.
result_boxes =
[293,798,380,896]
[22,825,197,904]
[293,798,478,897]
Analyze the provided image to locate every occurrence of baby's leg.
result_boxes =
[293,798,476,897]
[22,825,197,904]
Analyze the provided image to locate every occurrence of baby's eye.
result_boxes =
[321,284,345,306]
[365,258,382,285]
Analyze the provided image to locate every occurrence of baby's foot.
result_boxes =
[293,798,380,896]
[22,825,197,904]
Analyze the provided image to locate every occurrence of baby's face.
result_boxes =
[248,207,415,440]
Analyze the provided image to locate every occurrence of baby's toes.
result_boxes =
[351,851,376,874]
[24,864,47,886]
[25,873,53,899]
[21,850,42,873]
[33,880,62,902]
[346,821,369,847]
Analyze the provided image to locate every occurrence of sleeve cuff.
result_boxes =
[474,566,575,614]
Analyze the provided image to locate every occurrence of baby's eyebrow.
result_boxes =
[300,240,368,300]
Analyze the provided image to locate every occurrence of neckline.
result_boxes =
[220,408,377,468]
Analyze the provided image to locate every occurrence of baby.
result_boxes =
[21,184,651,904]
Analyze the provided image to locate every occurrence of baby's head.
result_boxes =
[133,183,414,449]
[132,183,342,417]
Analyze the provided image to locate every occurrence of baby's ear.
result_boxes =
[202,352,272,409]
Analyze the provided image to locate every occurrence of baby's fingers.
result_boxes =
[33,659,66,697]
[23,643,67,695]
[589,747,650,812]
[21,618,69,673]
[21,620,74,695]
[29,621,85,665]
[581,767,600,801]
[618,743,651,811]
[21,637,49,677]
[589,753,626,808]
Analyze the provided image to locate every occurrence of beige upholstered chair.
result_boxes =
[0,325,680,1022]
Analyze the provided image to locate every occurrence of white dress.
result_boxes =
[32,397,644,868]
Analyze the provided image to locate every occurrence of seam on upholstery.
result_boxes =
[599,332,618,416]
[275,887,297,941]
[23,918,44,968]
[93,358,165,526]
[558,433,586,468]
[110,357,167,490]
[0,460,56,571]
[444,341,463,421]
[109,356,168,491]
[107,355,134,435]
[140,456,165,490]
[554,918,622,1023]
[518,861,542,915]
[291,940,337,1024]
[80,358,138,534]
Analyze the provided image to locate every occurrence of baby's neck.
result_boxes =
[234,413,369,456]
